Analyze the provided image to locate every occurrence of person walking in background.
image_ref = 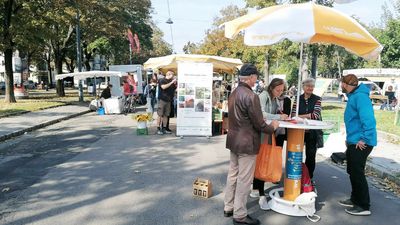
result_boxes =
[224,63,279,225]
[338,74,376,216]
[100,84,112,100]
[251,78,290,210]
[145,78,158,113]
[291,78,322,181]
[157,71,176,135]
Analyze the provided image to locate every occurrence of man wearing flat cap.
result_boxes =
[339,74,376,216]
[224,63,279,225]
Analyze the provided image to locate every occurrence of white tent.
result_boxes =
[55,71,123,80]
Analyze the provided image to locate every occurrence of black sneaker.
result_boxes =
[345,205,371,216]
[233,215,260,225]
[163,128,172,134]
[339,199,354,207]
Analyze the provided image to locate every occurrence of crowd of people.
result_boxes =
[223,64,377,225]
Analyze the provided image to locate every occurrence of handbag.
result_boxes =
[313,129,324,148]
[254,134,283,182]
[301,163,313,193]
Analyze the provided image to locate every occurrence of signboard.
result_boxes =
[176,62,213,136]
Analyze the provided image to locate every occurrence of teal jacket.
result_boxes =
[344,83,377,146]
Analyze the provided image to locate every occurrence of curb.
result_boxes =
[324,154,400,187]
[366,163,400,186]
[0,110,92,143]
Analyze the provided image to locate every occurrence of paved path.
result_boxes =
[0,104,399,185]
[0,105,91,142]
[0,113,399,225]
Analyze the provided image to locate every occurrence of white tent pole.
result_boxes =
[295,43,304,118]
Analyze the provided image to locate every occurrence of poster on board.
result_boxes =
[176,62,213,136]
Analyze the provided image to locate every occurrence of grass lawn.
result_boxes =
[0,88,94,117]
[322,102,400,137]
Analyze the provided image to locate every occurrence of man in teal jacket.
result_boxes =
[339,74,377,216]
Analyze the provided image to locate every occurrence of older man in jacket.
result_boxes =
[223,63,279,225]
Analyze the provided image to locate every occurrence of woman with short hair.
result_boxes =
[291,78,322,181]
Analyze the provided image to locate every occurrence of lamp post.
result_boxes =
[76,7,83,102]
[166,0,174,52]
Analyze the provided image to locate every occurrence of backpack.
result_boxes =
[301,163,313,193]
[331,152,346,165]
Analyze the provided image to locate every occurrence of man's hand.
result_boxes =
[356,140,366,150]
[270,120,279,130]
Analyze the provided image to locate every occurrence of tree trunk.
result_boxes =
[3,0,16,103]
[55,54,65,97]
[311,46,318,79]
[4,48,16,103]
[46,58,53,88]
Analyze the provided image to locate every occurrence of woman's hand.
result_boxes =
[280,114,289,120]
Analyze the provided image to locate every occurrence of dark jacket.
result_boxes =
[226,82,275,155]
[158,78,176,102]
[100,87,111,99]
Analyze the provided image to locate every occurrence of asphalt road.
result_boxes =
[0,112,399,225]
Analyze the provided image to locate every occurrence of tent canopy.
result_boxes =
[55,71,124,80]
[143,54,243,74]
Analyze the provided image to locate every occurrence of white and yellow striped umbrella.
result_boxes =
[224,2,382,60]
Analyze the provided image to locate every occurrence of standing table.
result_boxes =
[267,119,334,217]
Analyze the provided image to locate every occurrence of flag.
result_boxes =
[127,28,136,53]
[134,33,141,53]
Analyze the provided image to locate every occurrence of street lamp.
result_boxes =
[166,0,174,52]
[75,5,83,102]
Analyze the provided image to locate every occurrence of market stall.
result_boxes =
[144,54,242,137]
[55,71,124,114]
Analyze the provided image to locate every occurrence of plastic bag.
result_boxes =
[254,135,282,182]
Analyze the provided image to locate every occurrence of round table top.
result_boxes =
[268,119,335,130]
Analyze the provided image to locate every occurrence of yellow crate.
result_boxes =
[193,178,212,198]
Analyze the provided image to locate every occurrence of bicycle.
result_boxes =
[122,94,137,115]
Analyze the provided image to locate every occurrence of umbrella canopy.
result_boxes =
[224,2,382,60]
[143,54,243,74]
[55,71,124,80]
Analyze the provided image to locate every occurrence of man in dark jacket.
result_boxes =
[157,71,176,135]
[224,63,279,225]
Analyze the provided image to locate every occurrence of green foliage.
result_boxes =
[379,19,400,68]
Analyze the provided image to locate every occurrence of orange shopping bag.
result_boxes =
[254,134,282,182]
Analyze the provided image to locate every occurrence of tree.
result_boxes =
[379,19,400,68]
[0,0,24,103]
[183,41,197,54]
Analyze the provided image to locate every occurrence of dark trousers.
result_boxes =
[304,131,317,179]
[253,134,285,196]
[346,144,373,210]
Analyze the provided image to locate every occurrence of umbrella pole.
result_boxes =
[295,43,304,118]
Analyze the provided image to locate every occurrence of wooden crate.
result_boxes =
[193,178,212,198]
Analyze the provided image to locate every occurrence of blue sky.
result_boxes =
[151,0,393,53]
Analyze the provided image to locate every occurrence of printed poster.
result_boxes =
[177,62,213,136]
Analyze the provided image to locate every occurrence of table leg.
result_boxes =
[283,128,305,201]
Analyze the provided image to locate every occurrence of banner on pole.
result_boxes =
[177,62,213,136]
